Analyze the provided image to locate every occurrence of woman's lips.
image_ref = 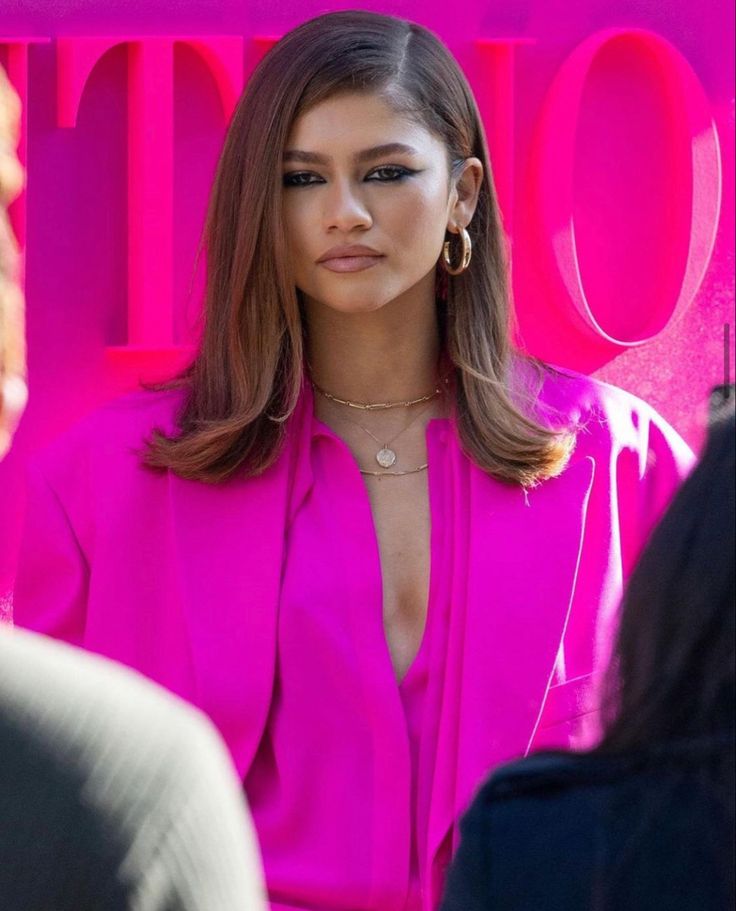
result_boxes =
[319,255,383,273]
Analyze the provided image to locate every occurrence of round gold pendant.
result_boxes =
[376,447,397,468]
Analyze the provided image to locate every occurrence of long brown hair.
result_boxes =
[598,409,736,753]
[144,10,575,484]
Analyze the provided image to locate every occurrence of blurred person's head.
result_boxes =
[0,65,27,459]
[600,407,736,752]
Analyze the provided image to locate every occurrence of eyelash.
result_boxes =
[282,166,416,187]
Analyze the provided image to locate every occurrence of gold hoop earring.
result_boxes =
[442,227,472,275]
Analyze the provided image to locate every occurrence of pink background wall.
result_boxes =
[1,1,734,602]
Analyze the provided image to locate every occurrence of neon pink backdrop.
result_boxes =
[1,1,734,601]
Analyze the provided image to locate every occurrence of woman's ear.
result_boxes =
[448,157,483,231]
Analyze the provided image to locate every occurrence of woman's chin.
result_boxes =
[312,293,395,316]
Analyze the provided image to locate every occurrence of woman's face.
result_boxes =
[281,91,470,316]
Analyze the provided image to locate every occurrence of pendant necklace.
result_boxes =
[354,399,436,469]
[312,382,441,474]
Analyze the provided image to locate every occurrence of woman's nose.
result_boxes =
[322,179,373,232]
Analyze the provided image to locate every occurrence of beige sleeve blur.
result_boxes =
[0,627,268,910]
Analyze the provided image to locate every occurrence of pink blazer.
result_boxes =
[12,367,694,898]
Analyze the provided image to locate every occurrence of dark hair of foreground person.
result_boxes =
[441,410,736,911]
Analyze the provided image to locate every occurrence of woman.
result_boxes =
[13,11,694,911]
[440,410,735,911]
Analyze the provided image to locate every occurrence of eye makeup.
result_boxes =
[282,165,422,187]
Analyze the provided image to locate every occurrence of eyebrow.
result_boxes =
[282,142,419,166]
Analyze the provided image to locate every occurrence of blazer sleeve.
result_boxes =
[616,399,696,583]
[12,457,89,645]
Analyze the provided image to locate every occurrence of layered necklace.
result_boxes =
[311,376,446,478]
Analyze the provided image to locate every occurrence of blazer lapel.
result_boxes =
[426,449,596,899]
[168,393,312,779]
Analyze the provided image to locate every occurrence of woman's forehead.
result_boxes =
[285,92,437,157]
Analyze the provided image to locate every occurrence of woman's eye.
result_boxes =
[283,166,416,188]
[367,166,413,182]
[283,172,323,187]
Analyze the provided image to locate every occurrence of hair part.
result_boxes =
[143,10,575,485]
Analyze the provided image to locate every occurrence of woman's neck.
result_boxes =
[303,291,443,404]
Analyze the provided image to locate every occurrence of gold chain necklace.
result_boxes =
[311,377,444,478]
[337,395,437,474]
[310,381,442,411]
[359,463,429,479]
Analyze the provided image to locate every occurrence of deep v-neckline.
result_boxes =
[310,413,448,687]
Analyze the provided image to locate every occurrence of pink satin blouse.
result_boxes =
[246,412,454,911]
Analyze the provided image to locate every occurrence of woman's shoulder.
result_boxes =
[467,733,735,809]
[513,358,693,465]
[525,359,665,427]
[30,386,188,487]
[43,387,185,453]
[471,749,638,806]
